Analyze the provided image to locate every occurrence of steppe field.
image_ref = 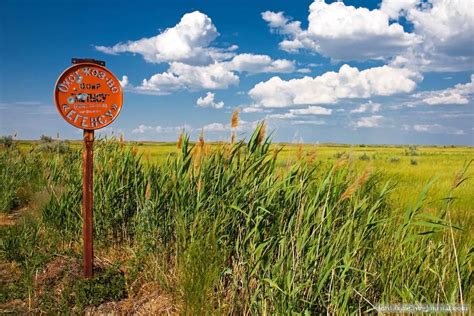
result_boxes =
[1,128,473,313]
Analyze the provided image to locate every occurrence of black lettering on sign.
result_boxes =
[80,83,101,90]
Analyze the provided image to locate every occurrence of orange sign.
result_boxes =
[54,63,123,130]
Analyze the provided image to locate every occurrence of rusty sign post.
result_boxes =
[54,59,123,278]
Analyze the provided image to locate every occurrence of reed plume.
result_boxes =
[256,121,266,146]
[231,108,240,129]
[177,130,184,149]
[339,167,373,202]
[230,108,240,143]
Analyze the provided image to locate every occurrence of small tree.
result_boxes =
[40,135,54,143]
[0,135,14,148]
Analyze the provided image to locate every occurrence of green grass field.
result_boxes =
[17,139,474,217]
[131,141,474,217]
[2,132,473,314]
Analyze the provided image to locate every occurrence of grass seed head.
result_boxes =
[199,129,205,148]
[257,122,266,146]
[119,133,125,147]
[177,130,184,149]
[145,179,151,200]
[339,167,373,201]
[231,108,240,129]
[296,143,304,161]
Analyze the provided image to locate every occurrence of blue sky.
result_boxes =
[1,0,473,144]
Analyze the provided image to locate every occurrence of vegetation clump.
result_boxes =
[0,127,472,314]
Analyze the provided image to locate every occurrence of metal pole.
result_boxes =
[82,129,94,278]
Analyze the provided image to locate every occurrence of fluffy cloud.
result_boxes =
[354,115,384,128]
[350,101,381,114]
[133,53,298,94]
[413,124,465,135]
[137,62,239,94]
[196,92,224,109]
[266,106,331,123]
[264,0,474,71]
[96,11,298,94]
[203,120,258,132]
[132,124,192,134]
[96,11,229,65]
[119,75,129,88]
[290,106,332,115]
[249,64,420,107]
[261,11,302,35]
[262,1,420,61]
[380,0,418,19]
[384,0,474,72]
[291,120,326,125]
[417,75,474,105]
[227,53,295,73]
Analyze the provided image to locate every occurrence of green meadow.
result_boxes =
[133,141,474,219]
[2,131,473,314]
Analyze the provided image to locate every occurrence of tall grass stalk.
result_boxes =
[3,125,469,313]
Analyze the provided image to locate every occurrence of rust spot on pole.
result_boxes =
[82,129,94,278]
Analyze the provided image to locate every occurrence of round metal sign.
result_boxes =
[54,63,123,130]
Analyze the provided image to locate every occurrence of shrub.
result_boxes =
[0,135,14,148]
[359,152,370,161]
[405,145,419,156]
[40,135,54,143]
[410,158,418,165]
[388,156,400,163]
[334,151,347,159]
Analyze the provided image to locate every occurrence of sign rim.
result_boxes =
[53,62,123,130]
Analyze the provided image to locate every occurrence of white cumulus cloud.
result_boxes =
[96,11,228,65]
[416,74,474,105]
[136,62,239,94]
[96,11,298,94]
[249,64,420,108]
[384,0,474,72]
[227,53,295,73]
[196,92,224,109]
[133,53,298,94]
[350,101,381,113]
[413,124,465,135]
[354,115,384,128]
[119,75,129,88]
[132,124,192,134]
[262,0,420,61]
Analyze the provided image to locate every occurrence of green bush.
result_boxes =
[359,152,370,160]
[0,135,14,148]
[388,156,400,163]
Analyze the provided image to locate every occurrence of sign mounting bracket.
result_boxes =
[72,58,106,66]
